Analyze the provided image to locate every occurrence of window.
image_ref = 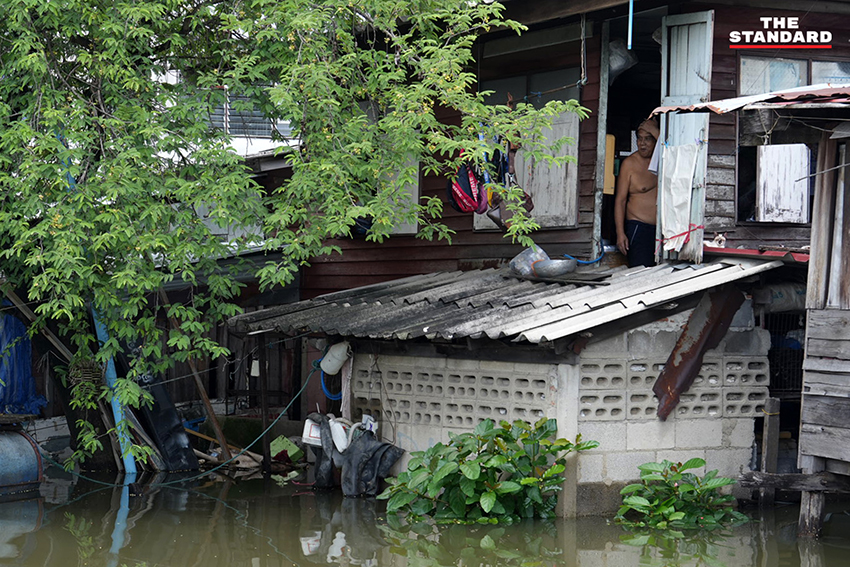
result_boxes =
[211,93,291,139]
[736,55,834,223]
[740,56,850,95]
[475,68,582,230]
[740,56,807,95]
[755,144,810,223]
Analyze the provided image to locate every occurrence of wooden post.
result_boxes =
[799,456,827,538]
[760,397,780,506]
[798,538,827,567]
[259,340,271,474]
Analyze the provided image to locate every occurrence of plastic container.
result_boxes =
[320,341,350,374]
[329,419,351,452]
[301,419,323,447]
[509,245,549,277]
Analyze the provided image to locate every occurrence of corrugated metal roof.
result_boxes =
[229,257,782,344]
[652,83,850,116]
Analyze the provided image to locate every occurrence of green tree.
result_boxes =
[0,0,587,466]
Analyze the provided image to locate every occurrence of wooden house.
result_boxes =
[226,0,850,419]
[798,124,850,535]
[291,0,850,301]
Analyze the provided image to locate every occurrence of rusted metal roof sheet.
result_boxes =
[228,257,782,344]
[651,83,850,116]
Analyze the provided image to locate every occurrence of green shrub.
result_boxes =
[377,418,598,522]
[614,458,749,530]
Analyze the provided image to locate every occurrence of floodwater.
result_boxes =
[2,469,849,567]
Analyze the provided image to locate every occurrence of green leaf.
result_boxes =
[432,461,459,485]
[407,470,431,490]
[480,534,496,550]
[637,462,666,473]
[448,487,466,518]
[495,481,522,494]
[386,491,417,512]
[623,496,651,508]
[680,457,706,471]
[460,476,476,497]
[484,455,508,468]
[460,462,481,480]
[668,511,686,521]
[410,497,433,516]
[620,483,644,495]
[702,477,736,491]
[480,491,497,513]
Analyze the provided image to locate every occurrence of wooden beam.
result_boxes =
[739,471,850,492]
[799,457,827,538]
[159,288,232,462]
[3,288,73,362]
[806,135,838,309]
[502,0,628,26]
[759,397,780,507]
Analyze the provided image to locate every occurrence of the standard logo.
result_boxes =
[729,17,832,49]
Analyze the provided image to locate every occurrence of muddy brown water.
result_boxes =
[1,470,848,567]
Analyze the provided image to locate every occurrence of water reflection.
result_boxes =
[0,472,846,567]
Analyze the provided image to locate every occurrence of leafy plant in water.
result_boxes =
[614,458,749,530]
[377,417,598,521]
[380,517,563,567]
[619,527,739,567]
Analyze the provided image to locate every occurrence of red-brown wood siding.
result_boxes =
[301,29,602,298]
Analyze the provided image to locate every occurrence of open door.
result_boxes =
[658,11,713,263]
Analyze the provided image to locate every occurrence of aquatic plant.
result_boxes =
[614,458,749,530]
[378,417,598,521]
[619,526,739,566]
[380,518,564,567]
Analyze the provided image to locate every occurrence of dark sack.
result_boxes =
[446,163,482,213]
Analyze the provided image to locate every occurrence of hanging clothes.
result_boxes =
[660,144,701,253]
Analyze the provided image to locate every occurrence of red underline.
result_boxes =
[730,44,832,49]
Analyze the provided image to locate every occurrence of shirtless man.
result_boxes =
[615,119,659,267]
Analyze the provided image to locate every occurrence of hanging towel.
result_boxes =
[660,144,700,253]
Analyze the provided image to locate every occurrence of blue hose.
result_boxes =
[320,369,342,401]
[563,252,605,265]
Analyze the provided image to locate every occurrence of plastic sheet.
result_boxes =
[0,308,46,416]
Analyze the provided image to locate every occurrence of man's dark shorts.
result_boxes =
[625,219,656,268]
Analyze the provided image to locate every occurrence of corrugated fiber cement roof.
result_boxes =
[228,257,781,344]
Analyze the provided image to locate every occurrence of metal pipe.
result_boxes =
[93,315,137,475]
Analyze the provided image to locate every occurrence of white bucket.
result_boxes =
[320,341,350,375]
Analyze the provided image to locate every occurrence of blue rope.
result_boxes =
[563,252,605,265]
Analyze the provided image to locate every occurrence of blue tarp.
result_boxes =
[0,305,47,416]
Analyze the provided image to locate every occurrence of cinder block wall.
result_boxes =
[350,355,571,454]
[349,309,770,517]
[574,309,770,515]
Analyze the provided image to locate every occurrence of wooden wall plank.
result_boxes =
[807,339,850,361]
[802,395,850,430]
[800,423,850,463]
[804,357,850,375]
[807,310,850,341]
[807,136,838,309]
[803,373,850,398]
